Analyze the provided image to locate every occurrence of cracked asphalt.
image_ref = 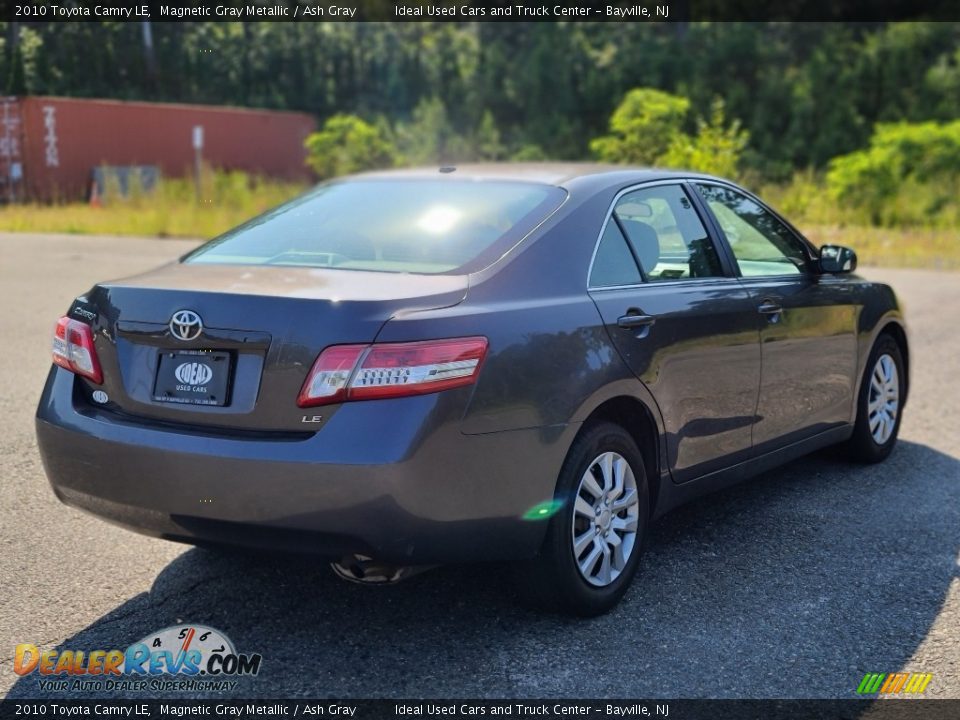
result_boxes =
[1,233,958,699]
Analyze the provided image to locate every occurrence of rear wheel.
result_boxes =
[516,422,649,616]
[847,334,905,463]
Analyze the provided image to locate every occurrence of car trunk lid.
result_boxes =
[71,263,468,432]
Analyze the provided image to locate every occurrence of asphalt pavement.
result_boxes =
[1,233,957,699]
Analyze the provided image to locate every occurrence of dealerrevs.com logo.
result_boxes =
[14,625,262,693]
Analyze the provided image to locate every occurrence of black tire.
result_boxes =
[846,333,905,463]
[515,422,650,616]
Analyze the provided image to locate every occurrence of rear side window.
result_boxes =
[590,222,642,288]
[612,184,724,281]
[186,179,565,274]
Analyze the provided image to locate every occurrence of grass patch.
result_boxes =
[0,170,306,239]
[760,172,960,269]
[800,224,960,271]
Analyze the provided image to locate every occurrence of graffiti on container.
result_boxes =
[0,98,23,199]
[0,102,21,162]
[43,105,59,167]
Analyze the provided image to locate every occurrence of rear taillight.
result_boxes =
[297,337,488,408]
[52,316,103,384]
[296,344,366,407]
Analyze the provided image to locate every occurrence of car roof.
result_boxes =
[353,163,721,191]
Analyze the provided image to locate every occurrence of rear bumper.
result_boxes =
[36,367,577,564]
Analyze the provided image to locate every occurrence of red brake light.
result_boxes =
[351,338,488,400]
[297,337,488,408]
[52,316,103,384]
[296,344,366,408]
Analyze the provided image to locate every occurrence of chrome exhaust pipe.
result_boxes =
[330,554,434,584]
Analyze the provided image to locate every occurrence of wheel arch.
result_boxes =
[578,396,663,519]
[857,317,909,412]
[878,320,909,405]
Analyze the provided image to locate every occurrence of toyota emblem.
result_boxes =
[169,310,203,342]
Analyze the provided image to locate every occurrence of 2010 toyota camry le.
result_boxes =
[36,164,908,615]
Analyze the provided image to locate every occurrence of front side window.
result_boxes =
[696,184,809,277]
[186,179,565,274]
[611,184,724,282]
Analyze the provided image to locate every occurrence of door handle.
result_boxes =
[757,300,783,315]
[617,311,656,329]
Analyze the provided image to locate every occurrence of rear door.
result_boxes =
[588,181,761,483]
[694,182,859,449]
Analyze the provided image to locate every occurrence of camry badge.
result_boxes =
[169,310,203,342]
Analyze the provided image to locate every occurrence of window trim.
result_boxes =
[691,180,819,279]
[611,212,649,283]
[586,179,739,291]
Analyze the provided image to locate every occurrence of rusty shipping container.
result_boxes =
[0,96,316,201]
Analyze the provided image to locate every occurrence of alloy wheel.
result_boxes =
[571,451,640,587]
[868,353,899,445]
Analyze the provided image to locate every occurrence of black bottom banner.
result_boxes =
[1,700,959,720]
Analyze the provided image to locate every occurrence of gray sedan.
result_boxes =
[36,164,908,615]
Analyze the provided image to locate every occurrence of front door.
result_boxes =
[694,182,859,449]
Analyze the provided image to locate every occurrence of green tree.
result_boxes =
[5,42,26,95]
[1,21,959,187]
[661,99,749,178]
[475,110,506,161]
[827,120,960,225]
[393,96,483,165]
[394,97,456,165]
[304,114,396,179]
[511,144,549,161]
[590,88,690,164]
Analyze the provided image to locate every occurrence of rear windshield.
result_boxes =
[185,178,565,274]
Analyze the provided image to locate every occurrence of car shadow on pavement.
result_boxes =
[7,440,959,699]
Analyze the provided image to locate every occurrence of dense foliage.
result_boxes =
[590,91,749,178]
[590,88,691,165]
[3,21,960,229]
[4,21,960,176]
[826,121,960,226]
[304,114,397,178]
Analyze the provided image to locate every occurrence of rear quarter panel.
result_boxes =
[373,182,657,437]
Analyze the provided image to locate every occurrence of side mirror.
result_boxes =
[819,244,857,274]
